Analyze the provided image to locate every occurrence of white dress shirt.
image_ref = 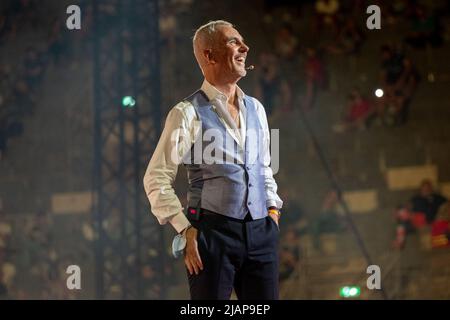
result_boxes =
[143,80,283,233]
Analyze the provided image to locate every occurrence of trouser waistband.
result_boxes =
[188,207,253,223]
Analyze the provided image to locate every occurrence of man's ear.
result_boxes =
[203,49,215,65]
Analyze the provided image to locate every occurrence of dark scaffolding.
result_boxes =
[91,0,164,299]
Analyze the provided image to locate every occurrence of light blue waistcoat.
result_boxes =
[183,90,267,220]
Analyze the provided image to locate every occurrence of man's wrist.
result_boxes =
[268,207,281,218]
[171,212,192,235]
[181,225,192,237]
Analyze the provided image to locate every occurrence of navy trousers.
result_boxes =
[186,210,279,300]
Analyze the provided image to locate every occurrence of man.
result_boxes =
[410,179,447,224]
[143,20,283,300]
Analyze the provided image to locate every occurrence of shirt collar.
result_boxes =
[201,79,245,103]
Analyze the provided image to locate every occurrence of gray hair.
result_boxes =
[192,20,233,67]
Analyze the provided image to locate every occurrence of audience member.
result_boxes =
[333,88,374,133]
[254,52,293,116]
[275,23,298,60]
[327,18,364,55]
[380,45,405,88]
[393,180,448,249]
[302,47,328,110]
[310,190,347,251]
[431,201,450,248]
[375,45,421,126]
[411,180,447,224]
[391,57,421,124]
[405,5,443,49]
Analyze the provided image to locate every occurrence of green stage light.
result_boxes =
[339,286,361,298]
[122,96,136,108]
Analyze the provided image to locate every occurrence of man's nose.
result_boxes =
[240,43,249,53]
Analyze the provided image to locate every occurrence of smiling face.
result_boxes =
[211,25,249,82]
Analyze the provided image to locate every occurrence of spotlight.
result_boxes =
[340,286,361,298]
[375,89,384,98]
[122,96,136,108]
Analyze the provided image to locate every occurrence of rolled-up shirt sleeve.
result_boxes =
[143,102,196,233]
[252,97,284,209]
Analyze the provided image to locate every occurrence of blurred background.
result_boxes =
[1,0,450,299]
